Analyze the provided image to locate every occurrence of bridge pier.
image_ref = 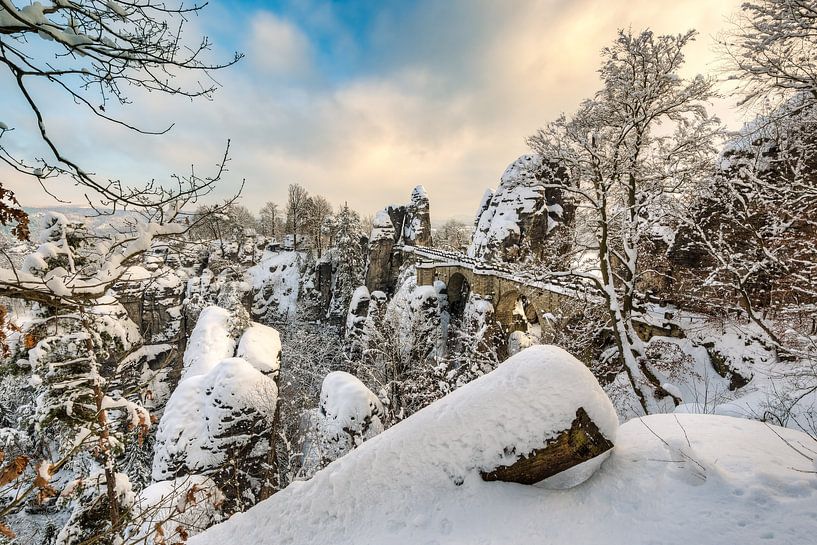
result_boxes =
[416,264,436,286]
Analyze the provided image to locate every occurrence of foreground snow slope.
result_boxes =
[192,412,816,545]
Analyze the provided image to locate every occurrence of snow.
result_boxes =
[192,345,633,544]
[302,371,385,475]
[192,410,816,545]
[181,306,236,380]
[236,323,282,377]
[106,0,127,17]
[319,371,384,436]
[369,209,396,243]
[120,265,152,282]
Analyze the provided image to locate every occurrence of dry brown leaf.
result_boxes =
[0,455,28,487]
[33,462,57,502]
[0,521,16,539]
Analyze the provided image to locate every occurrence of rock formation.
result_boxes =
[365,185,433,294]
[468,154,573,263]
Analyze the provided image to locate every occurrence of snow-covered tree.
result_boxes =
[722,0,817,109]
[354,273,445,422]
[0,213,159,543]
[327,204,365,323]
[527,29,720,413]
[272,322,347,486]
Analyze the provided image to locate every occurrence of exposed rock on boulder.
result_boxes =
[405,185,432,246]
[481,407,614,487]
[468,154,573,263]
[345,286,371,336]
[365,210,398,294]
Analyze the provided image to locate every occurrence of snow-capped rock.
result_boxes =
[468,154,572,263]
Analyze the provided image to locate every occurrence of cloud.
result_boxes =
[248,12,315,79]
[3,0,746,224]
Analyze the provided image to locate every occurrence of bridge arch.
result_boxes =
[494,291,543,333]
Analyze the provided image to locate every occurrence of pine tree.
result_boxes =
[328,204,366,323]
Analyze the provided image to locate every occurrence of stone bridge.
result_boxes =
[412,246,591,334]
[411,246,680,343]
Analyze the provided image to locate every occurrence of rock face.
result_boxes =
[365,185,433,294]
[468,154,573,263]
[481,407,614,486]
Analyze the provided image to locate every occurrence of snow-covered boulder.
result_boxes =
[236,323,282,377]
[302,371,384,476]
[320,371,384,438]
[152,358,278,481]
[468,154,572,263]
[153,306,281,511]
[181,305,236,380]
[369,209,396,244]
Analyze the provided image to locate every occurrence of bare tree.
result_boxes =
[304,195,333,257]
[527,30,720,413]
[286,184,309,251]
[259,202,280,239]
[0,0,241,216]
[434,219,472,252]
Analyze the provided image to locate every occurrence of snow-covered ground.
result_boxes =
[192,412,816,545]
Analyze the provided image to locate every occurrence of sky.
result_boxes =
[2,0,748,223]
